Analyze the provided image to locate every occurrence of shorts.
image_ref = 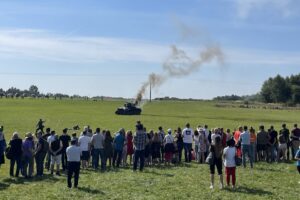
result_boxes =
[257,144,267,151]
[81,151,90,161]
[51,154,62,165]
[210,157,222,175]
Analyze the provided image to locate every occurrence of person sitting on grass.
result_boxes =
[49,134,63,175]
[66,138,81,188]
[223,139,237,189]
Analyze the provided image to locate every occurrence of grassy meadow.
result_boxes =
[0,98,299,200]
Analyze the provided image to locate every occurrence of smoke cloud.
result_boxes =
[135,23,224,103]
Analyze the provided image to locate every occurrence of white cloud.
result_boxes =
[0,28,300,67]
[233,0,297,19]
[0,29,168,63]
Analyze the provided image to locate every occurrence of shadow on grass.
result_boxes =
[77,186,106,195]
[225,186,273,195]
[143,170,175,177]
[0,182,9,191]
[2,174,59,185]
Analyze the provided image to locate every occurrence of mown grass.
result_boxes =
[0,98,299,199]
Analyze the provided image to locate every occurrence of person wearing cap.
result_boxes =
[9,132,23,177]
[133,123,148,171]
[112,128,125,168]
[49,134,63,175]
[22,132,35,178]
[59,128,71,171]
[182,123,194,163]
[66,138,81,188]
[164,129,174,166]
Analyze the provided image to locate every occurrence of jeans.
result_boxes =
[133,150,145,171]
[99,149,106,170]
[195,145,199,162]
[35,152,46,176]
[250,143,256,162]
[23,155,34,177]
[67,162,80,188]
[10,156,22,177]
[241,144,253,168]
[177,143,183,162]
[92,149,100,169]
[112,149,123,168]
[268,144,277,162]
[184,143,192,162]
[61,149,68,170]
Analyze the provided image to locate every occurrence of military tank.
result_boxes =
[115,102,142,115]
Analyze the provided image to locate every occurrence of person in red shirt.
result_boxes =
[234,126,243,157]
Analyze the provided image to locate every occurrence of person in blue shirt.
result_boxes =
[112,128,125,168]
[239,126,253,168]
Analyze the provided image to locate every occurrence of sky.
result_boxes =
[0,0,299,99]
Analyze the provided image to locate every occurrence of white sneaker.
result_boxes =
[220,184,224,189]
[209,185,214,189]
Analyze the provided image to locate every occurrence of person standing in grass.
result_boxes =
[239,126,253,168]
[0,126,7,167]
[198,128,207,164]
[126,131,134,165]
[182,123,193,163]
[295,145,300,174]
[9,132,23,177]
[280,124,291,161]
[46,130,56,171]
[34,131,48,177]
[112,128,125,168]
[151,132,161,165]
[194,130,200,162]
[133,123,148,171]
[164,129,174,166]
[209,136,224,189]
[22,132,35,178]
[66,138,81,188]
[78,131,91,170]
[223,139,236,188]
[267,126,278,163]
[59,128,71,171]
[104,130,113,169]
[175,127,183,163]
[291,124,300,159]
[158,126,165,163]
[49,134,63,175]
[234,126,243,158]
[250,127,257,162]
[90,128,105,170]
[257,125,269,161]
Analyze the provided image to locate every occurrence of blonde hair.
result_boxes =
[12,132,19,139]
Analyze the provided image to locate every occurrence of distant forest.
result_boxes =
[214,73,300,105]
[1,73,300,104]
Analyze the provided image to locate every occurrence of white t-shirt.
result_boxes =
[78,135,91,151]
[223,146,236,167]
[211,133,221,146]
[164,134,174,144]
[182,128,194,144]
[47,135,56,143]
[66,145,82,162]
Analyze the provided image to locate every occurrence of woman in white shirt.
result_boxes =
[164,129,174,166]
[223,139,237,188]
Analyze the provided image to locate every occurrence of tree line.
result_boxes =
[214,73,300,105]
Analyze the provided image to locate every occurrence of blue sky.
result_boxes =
[0,0,299,99]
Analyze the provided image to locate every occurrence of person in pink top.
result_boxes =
[234,126,243,157]
[126,131,134,165]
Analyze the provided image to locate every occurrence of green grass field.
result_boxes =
[0,99,299,200]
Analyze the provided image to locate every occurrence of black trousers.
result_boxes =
[35,152,46,176]
[67,162,80,188]
[61,150,68,170]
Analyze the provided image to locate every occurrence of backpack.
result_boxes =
[5,146,13,160]
[41,138,49,153]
